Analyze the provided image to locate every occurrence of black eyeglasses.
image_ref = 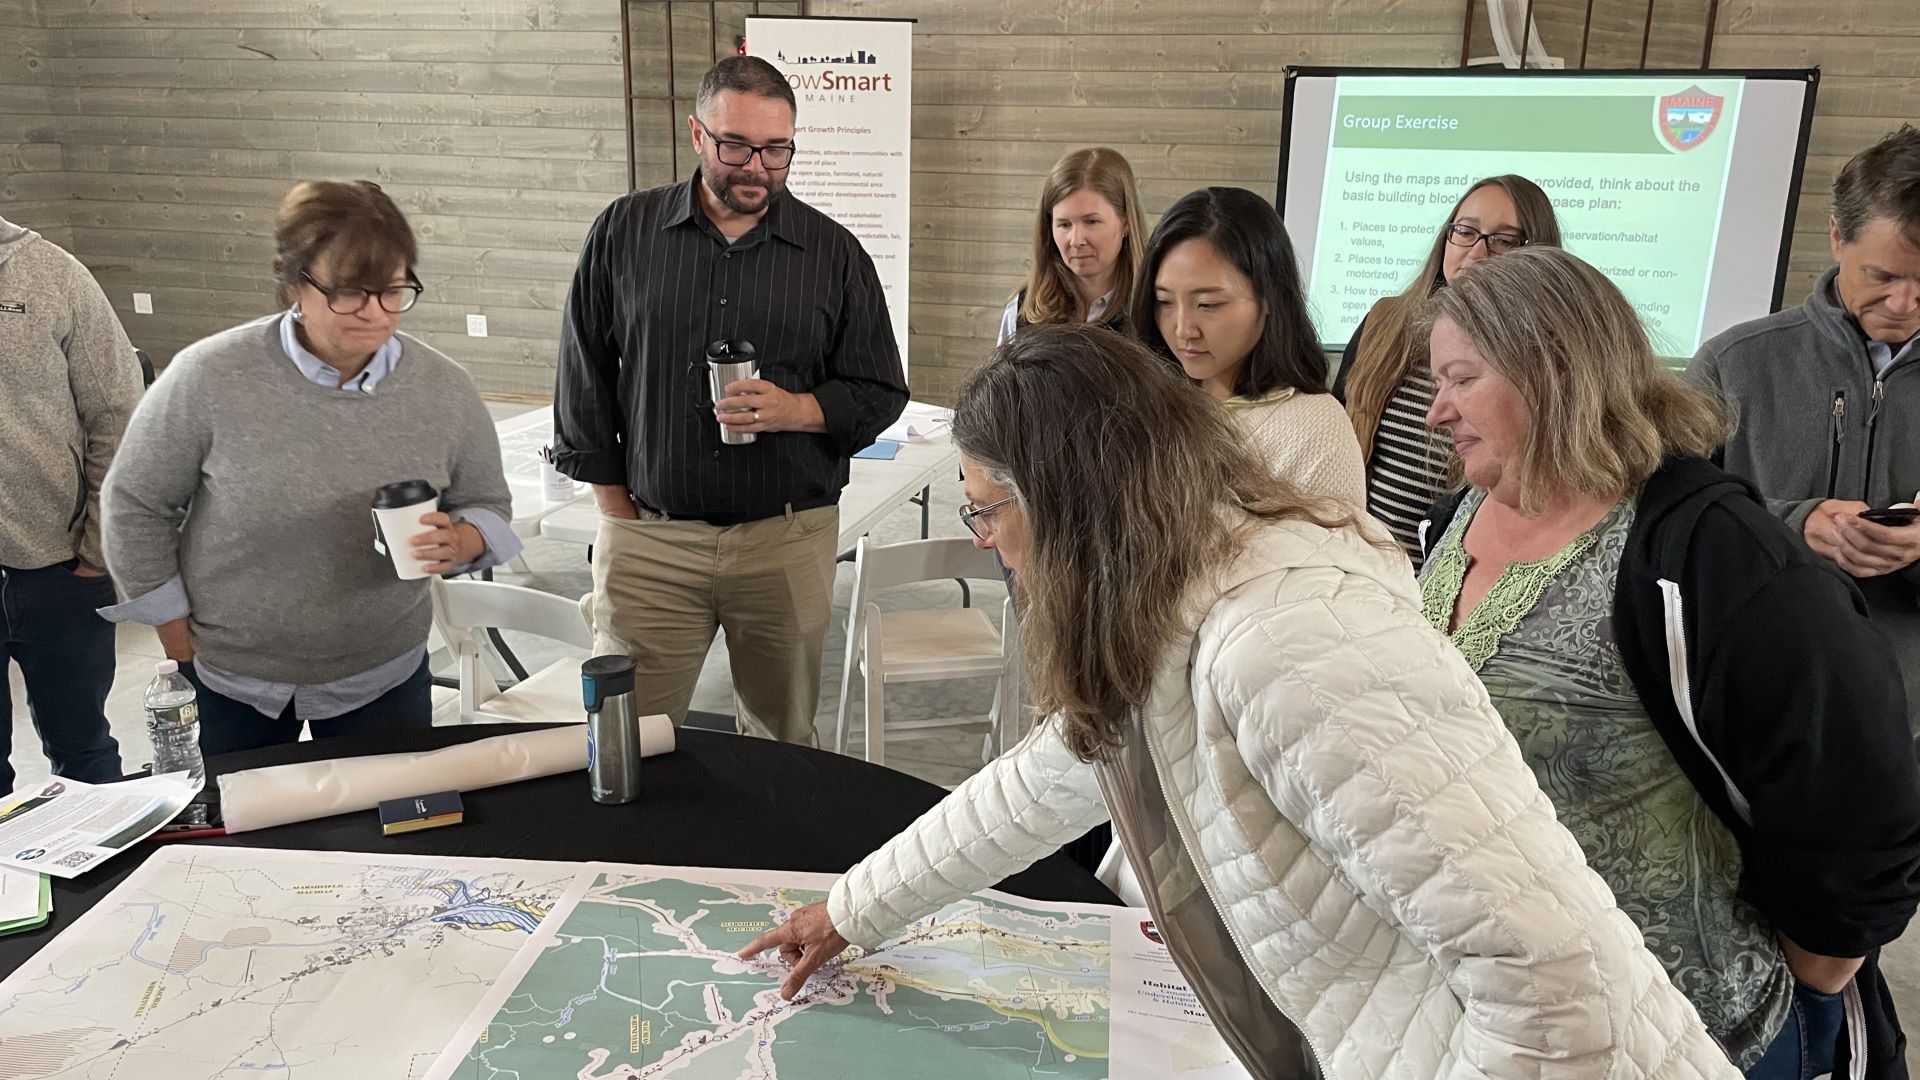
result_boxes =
[697,120,796,170]
[959,496,1018,541]
[1445,223,1527,255]
[301,271,424,315]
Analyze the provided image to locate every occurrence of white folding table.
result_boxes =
[520,405,961,556]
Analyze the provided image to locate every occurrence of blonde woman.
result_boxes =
[740,323,1739,1079]
[1416,246,1920,1078]
[1335,175,1560,566]
[1134,186,1364,507]
[995,147,1146,344]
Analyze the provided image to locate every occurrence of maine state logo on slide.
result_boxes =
[1657,85,1724,152]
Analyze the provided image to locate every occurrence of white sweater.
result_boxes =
[1221,388,1367,510]
[829,519,1738,1080]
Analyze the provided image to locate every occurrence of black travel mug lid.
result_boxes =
[372,479,439,509]
[705,338,756,362]
[582,655,637,712]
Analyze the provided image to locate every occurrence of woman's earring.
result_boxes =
[290,301,304,322]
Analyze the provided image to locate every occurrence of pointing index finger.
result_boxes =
[737,922,792,961]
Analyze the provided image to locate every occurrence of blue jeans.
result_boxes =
[1746,982,1846,1080]
[0,561,124,792]
[181,657,433,758]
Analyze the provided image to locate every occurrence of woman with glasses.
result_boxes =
[1334,175,1560,568]
[101,180,519,754]
[742,323,1740,1080]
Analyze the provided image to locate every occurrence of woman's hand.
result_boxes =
[735,902,849,1000]
[1778,933,1863,995]
[411,512,484,574]
[156,618,194,663]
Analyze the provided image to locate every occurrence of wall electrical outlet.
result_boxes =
[466,314,488,338]
[132,292,153,314]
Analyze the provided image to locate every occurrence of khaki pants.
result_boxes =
[590,504,839,744]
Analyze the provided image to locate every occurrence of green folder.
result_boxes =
[0,874,50,936]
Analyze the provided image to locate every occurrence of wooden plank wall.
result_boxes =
[0,0,71,249]
[627,1,803,190]
[806,0,1465,400]
[4,0,629,395]
[1711,0,1920,306]
[3,0,1912,400]
[800,0,1914,401]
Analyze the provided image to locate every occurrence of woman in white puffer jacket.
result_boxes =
[739,323,1739,1080]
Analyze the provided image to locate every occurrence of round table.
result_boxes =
[0,723,1116,977]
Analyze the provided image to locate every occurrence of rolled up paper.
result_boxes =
[218,719,674,834]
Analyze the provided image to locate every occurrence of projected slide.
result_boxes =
[1282,72,1815,356]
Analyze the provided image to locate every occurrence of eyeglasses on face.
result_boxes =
[697,120,796,170]
[959,495,1018,541]
[301,271,423,314]
[1445,223,1527,255]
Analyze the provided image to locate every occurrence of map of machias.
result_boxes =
[430,867,1113,1079]
[0,846,581,1079]
[0,850,1215,1080]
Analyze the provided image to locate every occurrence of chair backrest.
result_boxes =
[854,537,1003,594]
[431,578,593,650]
[1484,0,1563,68]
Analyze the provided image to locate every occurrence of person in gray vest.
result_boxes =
[1691,125,1920,733]
[101,181,520,755]
[0,213,141,793]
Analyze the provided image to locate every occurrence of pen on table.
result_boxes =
[150,827,227,843]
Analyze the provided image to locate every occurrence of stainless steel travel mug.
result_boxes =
[706,338,760,446]
[583,655,641,804]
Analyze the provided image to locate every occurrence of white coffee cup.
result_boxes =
[540,448,577,502]
[371,479,441,580]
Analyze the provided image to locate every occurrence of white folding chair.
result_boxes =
[1468,0,1565,68]
[832,537,1020,766]
[429,577,594,725]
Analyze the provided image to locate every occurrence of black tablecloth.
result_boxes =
[0,723,1117,977]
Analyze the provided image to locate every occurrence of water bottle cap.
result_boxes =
[581,655,637,712]
[155,659,178,676]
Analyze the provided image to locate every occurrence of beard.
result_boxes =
[706,168,784,214]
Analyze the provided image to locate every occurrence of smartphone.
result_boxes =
[1859,506,1920,527]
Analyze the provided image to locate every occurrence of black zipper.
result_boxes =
[1826,390,1848,501]
[1861,380,1886,500]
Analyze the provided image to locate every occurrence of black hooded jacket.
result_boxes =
[1423,455,1920,1077]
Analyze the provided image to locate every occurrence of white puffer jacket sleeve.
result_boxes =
[1205,593,1739,1078]
[827,716,1109,950]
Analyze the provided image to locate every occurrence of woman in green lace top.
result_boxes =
[1414,247,1920,1079]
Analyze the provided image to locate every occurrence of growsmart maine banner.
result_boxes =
[746,16,913,370]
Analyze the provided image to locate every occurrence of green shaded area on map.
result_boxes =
[448,872,1113,1079]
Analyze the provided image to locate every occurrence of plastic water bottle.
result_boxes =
[145,659,204,783]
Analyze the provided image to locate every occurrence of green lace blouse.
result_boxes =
[1420,488,1790,1067]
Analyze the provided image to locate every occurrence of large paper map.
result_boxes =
[0,847,1246,1080]
[0,845,582,1078]
[428,866,1113,1079]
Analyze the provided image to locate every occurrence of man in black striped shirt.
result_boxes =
[553,56,906,744]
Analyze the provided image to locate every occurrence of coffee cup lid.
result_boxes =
[372,479,439,508]
[706,338,756,362]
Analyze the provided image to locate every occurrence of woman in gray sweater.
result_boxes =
[101,181,519,755]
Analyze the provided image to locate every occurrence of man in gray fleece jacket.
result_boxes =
[0,214,143,791]
[1691,126,1920,731]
